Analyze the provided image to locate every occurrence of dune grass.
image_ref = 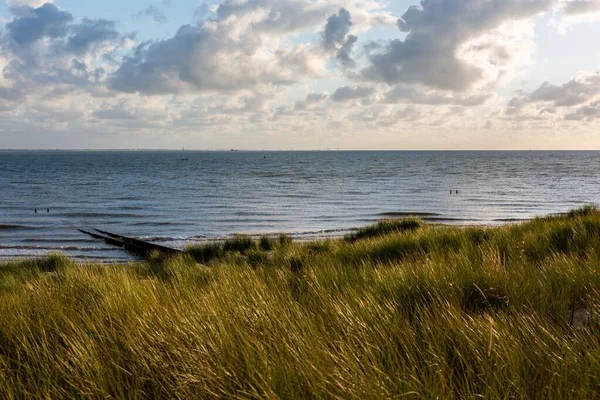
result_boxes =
[2,208,600,398]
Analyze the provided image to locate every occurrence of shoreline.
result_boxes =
[0,217,533,264]
[0,216,532,264]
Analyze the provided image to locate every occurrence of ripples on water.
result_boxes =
[1,150,599,261]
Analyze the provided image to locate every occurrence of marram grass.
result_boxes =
[2,208,600,398]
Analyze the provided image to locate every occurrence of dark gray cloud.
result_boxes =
[321,8,357,68]
[562,0,600,15]
[294,92,328,110]
[506,72,600,122]
[566,100,600,120]
[5,3,73,45]
[322,8,352,50]
[331,86,374,102]
[336,34,357,68]
[0,85,24,103]
[0,3,125,107]
[362,0,554,91]
[511,72,600,107]
[66,18,121,55]
[3,3,124,57]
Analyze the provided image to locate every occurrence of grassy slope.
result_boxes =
[1,208,600,398]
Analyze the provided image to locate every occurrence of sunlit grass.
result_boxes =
[1,207,600,398]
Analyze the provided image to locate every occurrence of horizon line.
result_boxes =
[1,149,599,152]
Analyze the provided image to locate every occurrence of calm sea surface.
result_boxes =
[1,151,599,261]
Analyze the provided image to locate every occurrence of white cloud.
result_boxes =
[362,0,554,93]
[6,0,50,6]
[110,0,392,95]
[507,71,600,121]
[550,0,600,33]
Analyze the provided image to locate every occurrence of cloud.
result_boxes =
[561,0,600,15]
[294,93,328,111]
[92,98,169,123]
[551,0,600,32]
[511,72,600,107]
[135,6,167,24]
[362,0,553,92]
[331,86,375,102]
[3,3,125,57]
[321,8,357,68]
[507,71,600,122]
[5,0,50,6]
[66,18,122,55]
[109,24,297,94]
[565,100,600,120]
[5,0,600,149]
[322,8,352,51]
[383,85,492,106]
[109,0,392,95]
[93,105,136,120]
[0,3,127,111]
[4,3,72,45]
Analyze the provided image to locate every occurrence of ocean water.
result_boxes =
[1,150,599,262]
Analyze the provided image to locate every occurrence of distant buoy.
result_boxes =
[47,208,50,213]
[35,209,37,214]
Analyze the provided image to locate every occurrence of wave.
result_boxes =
[141,236,189,242]
[62,212,150,218]
[0,254,128,261]
[22,238,97,244]
[211,218,290,224]
[130,221,195,227]
[185,228,352,242]
[379,212,441,217]
[425,217,483,222]
[0,245,115,251]
[0,224,35,230]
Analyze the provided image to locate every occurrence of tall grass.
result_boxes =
[1,208,600,398]
[345,217,422,242]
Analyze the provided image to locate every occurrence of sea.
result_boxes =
[1,150,599,262]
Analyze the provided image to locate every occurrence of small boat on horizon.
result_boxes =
[181,147,189,161]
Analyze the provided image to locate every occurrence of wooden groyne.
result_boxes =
[79,229,182,259]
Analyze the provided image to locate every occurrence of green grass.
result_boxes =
[2,207,600,398]
[345,217,423,242]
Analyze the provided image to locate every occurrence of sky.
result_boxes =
[0,0,599,150]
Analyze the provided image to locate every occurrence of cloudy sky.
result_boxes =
[0,0,599,150]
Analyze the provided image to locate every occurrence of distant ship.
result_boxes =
[181,147,189,161]
[230,149,239,152]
